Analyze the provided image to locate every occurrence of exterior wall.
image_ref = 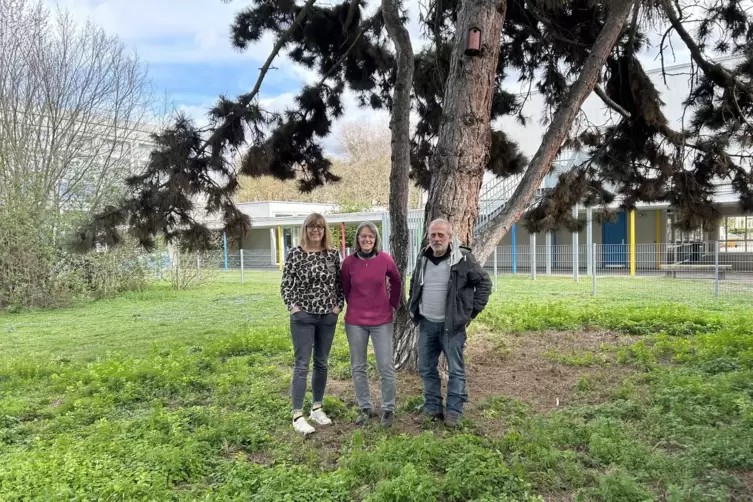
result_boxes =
[227,229,275,268]
[497,62,711,159]
[488,209,668,271]
[240,229,272,251]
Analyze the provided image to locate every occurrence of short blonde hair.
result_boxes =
[300,213,334,250]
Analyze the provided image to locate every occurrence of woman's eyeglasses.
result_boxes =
[307,224,325,231]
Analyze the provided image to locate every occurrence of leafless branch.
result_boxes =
[0,0,156,215]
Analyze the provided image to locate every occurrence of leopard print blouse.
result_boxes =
[280,246,345,314]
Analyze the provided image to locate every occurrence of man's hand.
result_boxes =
[291,305,300,313]
[332,306,342,314]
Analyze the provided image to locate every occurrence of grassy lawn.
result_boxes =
[0,272,751,500]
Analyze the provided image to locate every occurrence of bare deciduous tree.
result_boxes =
[338,118,391,163]
[0,0,157,216]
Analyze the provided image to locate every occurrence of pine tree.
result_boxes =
[72,0,753,367]
[74,0,752,252]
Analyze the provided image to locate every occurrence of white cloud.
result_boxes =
[43,0,275,64]
[176,101,214,129]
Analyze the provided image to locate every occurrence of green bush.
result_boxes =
[0,208,151,310]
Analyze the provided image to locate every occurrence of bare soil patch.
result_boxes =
[734,471,753,499]
[324,328,640,427]
[463,329,641,413]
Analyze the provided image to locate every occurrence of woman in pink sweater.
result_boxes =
[341,221,402,427]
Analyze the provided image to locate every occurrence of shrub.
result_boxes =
[0,208,152,309]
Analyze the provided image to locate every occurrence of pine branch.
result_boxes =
[317,16,379,87]
[343,0,362,36]
[244,0,319,106]
[626,1,640,57]
[473,0,636,265]
[526,6,591,48]
[661,0,753,95]
[594,84,631,119]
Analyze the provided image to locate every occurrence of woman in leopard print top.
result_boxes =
[281,246,345,314]
[280,212,344,435]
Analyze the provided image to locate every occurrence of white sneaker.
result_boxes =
[293,416,315,435]
[309,407,332,425]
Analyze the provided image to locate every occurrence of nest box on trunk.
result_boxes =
[465,27,481,56]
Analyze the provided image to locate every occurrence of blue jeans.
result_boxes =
[345,323,396,412]
[417,319,467,417]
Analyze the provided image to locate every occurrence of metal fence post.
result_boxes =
[592,243,597,296]
[714,240,719,299]
[530,233,537,281]
[493,247,498,292]
[512,225,517,275]
[572,204,579,282]
[240,249,245,284]
[586,207,593,277]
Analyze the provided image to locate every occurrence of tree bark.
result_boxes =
[472,0,635,266]
[381,0,417,370]
[423,0,507,245]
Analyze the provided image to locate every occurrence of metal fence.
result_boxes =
[484,242,753,302]
[184,240,752,303]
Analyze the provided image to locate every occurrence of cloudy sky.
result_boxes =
[42,0,700,156]
[41,0,428,138]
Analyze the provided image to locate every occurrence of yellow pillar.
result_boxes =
[630,210,636,276]
[277,225,283,271]
[656,209,661,269]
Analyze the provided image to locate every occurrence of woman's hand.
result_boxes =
[291,305,301,313]
[332,306,341,315]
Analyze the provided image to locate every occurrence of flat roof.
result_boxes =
[202,209,424,230]
[235,200,339,207]
[199,185,747,230]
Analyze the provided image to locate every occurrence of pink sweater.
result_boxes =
[342,252,402,326]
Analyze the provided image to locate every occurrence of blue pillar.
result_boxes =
[223,232,228,272]
[512,224,517,274]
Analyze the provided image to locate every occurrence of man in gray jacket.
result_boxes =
[408,218,492,427]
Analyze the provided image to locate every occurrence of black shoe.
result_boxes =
[355,408,376,426]
[381,410,394,427]
[445,413,461,428]
[413,411,444,425]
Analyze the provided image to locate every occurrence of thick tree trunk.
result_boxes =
[381,0,417,370]
[472,0,634,266]
[424,0,507,245]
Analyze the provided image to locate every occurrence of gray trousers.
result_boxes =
[345,322,396,412]
[290,311,338,412]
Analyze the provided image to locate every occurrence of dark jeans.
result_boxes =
[417,318,467,417]
[290,311,338,412]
